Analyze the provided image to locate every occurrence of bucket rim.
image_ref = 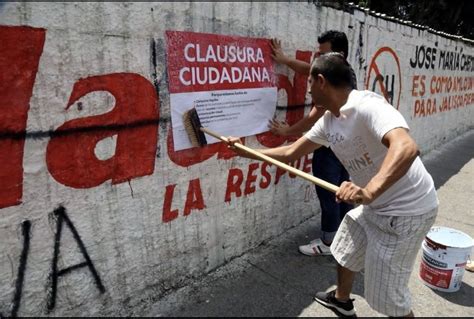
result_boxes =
[426,226,474,249]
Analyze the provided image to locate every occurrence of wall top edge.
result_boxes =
[312,1,474,46]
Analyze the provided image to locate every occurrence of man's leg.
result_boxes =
[363,209,437,317]
[313,147,349,244]
[336,264,356,301]
[298,148,346,256]
[314,207,367,316]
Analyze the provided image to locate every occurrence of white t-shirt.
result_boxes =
[304,90,438,216]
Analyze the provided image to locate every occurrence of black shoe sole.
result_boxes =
[314,296,356,317]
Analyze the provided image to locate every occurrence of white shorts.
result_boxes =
[330,205,438,316]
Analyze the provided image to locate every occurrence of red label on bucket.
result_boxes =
[420,260,453,288]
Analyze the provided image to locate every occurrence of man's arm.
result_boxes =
[336,128,419,204]
[269,107,326,136]
[227,135,321,163]
[364,128,420,198]
[271,38,311,75]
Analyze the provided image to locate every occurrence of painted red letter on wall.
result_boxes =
[224,168,244,202]
[183,178,206,216]
[162,184,179,223]
[46,73,159,188]
[0,26,45,209]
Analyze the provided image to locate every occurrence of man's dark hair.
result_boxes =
[318,30,349,59]
[310,52,352,88]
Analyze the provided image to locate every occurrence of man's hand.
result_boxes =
[270,38,311,74]
[268,118,291,136]
[336,181,375,205]
[226,136,242,149]
[226,136,250,158]
[270,38,289,65]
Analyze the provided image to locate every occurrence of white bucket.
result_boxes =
[419,226,473,292]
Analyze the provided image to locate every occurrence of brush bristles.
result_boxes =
[183,108,207,147]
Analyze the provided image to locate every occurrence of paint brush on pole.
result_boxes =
[182,107,339,194]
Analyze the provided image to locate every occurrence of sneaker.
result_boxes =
[298,238,332,256]
[314,289,356,316]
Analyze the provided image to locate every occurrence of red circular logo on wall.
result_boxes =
[365,47,402,109]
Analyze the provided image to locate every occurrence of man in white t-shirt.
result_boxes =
[226,52,438,317]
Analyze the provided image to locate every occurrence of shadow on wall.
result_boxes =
[422,131,474,189]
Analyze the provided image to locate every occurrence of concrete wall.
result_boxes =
[0,2,472,316]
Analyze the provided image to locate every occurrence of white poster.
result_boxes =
[170,87,277,150]
[166,30,277,151]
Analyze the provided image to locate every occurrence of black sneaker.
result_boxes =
[314,289,356,316]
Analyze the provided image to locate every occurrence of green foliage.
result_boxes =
[336,0,473,39]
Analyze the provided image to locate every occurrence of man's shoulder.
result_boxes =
[352,91,402,120]
[355,90,385,103]
[348,90,386,112]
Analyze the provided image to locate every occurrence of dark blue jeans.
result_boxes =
[312,146,353,243]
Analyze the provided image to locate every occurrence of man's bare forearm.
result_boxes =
[283,58,311,75]
[235,144,295,163]
[282,107,326,136]
[229,136,321,164]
